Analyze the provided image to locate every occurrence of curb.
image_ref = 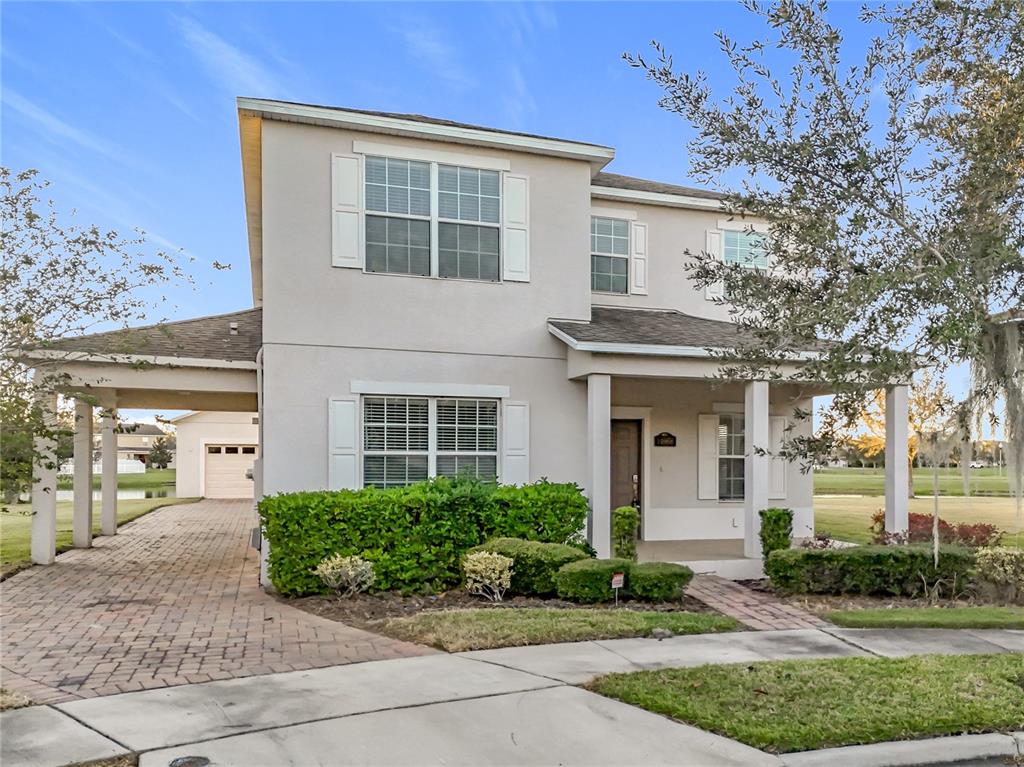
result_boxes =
[779,731,1021,766]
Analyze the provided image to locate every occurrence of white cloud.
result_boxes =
[502,65,538,129]
[390,18,477,92]
[175,15,289,97]
[2,89,121,161]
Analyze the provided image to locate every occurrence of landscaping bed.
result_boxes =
[590,653,1024,754]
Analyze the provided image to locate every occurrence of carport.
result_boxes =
[24,308,261,565]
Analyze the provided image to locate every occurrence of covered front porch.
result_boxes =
[550,307,912,577]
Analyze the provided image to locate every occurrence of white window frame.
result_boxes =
[361,154,504,283]
[590,215,630,295]
[361,395,500,488]
[718,413,745,502]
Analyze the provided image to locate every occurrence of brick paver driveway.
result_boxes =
[0,500,430,704]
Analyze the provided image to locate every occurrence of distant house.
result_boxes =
[113,423,168,464]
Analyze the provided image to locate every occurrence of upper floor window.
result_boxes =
[364,156,502,282]
[723,230,768,269]
[591,216,629,294]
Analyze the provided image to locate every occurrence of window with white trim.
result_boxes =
[717,413,745,501]
[591,216,629,294]
[362,396,498,488]
[363,156,502,281]
[723,230,768,269]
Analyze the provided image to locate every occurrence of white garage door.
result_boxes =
[204,445,258,499]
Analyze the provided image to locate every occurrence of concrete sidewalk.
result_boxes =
[3,627,1021,767]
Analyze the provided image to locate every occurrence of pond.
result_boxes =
[50,488,176,502]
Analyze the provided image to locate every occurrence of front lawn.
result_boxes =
[814,495,1024,548]
[590,654,1024,754]
[0,497,198,576]
[377,608,739,651]
[827,606,1024,629]
[815,466,1010,497]
[56,468,176,490]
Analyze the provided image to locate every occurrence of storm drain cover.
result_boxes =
[169,758,211,767]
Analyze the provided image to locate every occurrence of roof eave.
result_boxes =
[590,185,725,212]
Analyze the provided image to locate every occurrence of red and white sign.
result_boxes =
[611,572,625,589]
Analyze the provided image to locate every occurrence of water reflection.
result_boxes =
[52,489,175,502]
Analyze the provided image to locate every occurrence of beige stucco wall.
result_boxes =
[175,412,259,497]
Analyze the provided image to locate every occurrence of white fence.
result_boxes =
[58,459,147,476]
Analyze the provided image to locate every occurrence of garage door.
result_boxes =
[204,445,258,499]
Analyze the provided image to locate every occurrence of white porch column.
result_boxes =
[885,384,910,533]
[744,380,770,558]
[587,374,612,558]
[100,409,118,536]
[72,398,94,548]
[30,391,59,565]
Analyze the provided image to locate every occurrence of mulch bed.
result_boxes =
[737,578,984,615]
[288,590,716,630]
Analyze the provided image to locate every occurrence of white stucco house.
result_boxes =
[26,97,912,580]
[171,412,259,499]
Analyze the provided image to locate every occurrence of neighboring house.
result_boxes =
[60,422,169,475]
[171,411,259,499]
[30,97,914,578]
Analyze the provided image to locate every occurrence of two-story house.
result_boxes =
[29,97,914,578]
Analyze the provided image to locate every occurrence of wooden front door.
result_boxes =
[610,420,641,511]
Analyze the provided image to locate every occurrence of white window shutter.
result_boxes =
[331,154,362,269]
[630,221,649,295]
[328,398,359,489]
[769,416,787,500]
[501,401,530,485]
[502,174,530,282]
[697,414,719,500]
[705,229,724,300]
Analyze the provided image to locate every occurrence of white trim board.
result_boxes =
[352,140,510,171]
[591,185,724,212]
[349,380,511,398]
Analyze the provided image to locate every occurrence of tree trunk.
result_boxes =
[932,463,940,568]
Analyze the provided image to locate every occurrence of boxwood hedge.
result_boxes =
[259,477,588,596]
[469,538,589,596]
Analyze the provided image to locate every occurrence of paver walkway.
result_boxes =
[0,499,429,704]
[687,574,830,630]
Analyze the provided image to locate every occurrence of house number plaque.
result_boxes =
[654,432,677,447]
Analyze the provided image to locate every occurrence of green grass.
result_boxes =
[0,497,198,576]
[827,606,1024,629]
[815,466,1010,497]
[814,494,1024,548]
[56,468,176,490]
[590,654,1024,754]
[377,608,739,652]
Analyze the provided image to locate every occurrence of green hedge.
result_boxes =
[765,545,976,597]
[554,558,634,603]
[759,508,793,558]
[470,538,589,596]
[612,506,640,561]
[259,477,588,596]
[629,562,694,601]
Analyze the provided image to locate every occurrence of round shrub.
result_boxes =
[629,562,694,601]
[554,558,633,603]
[469,538,589,596]
[462,551,513,602]
[973,547,1024,603]
[612,506,640,561]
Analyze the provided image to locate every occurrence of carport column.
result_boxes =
[72,398,94,548]
[744,380,770,558]
[884,384,910,534]
[101,409,118,536]
[30,391,59,565]
[587,374,612,558]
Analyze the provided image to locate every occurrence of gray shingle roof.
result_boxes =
[47,308,262,363]
[592,172,725,201]
[121,423,166,436]
[549,307,750,351]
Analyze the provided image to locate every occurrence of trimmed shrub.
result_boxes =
[463,551,513,602]
[870,510,1002,548]
[765,545,976,597]
[555,558,633,603]
[759,508,793,557]
[629,562,694,601]
[470,538,588,596]
[313,554,375,597]
[973,547,1024,603]
[259,476,589,596]
[612,506,640,561]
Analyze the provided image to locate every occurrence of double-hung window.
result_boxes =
[363,156,502,281]
[723,230,768,269]
[591,216,629,294]
[717,413,745,501]
[362,396,499,488]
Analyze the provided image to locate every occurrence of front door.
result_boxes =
[610,420,641,511]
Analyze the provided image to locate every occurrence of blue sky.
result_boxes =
[2,1,986,432]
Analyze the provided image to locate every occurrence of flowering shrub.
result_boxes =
[870,510,1002,548]
[973,547,1024,603]
[463,551,513,602]
[314,554,375,597]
